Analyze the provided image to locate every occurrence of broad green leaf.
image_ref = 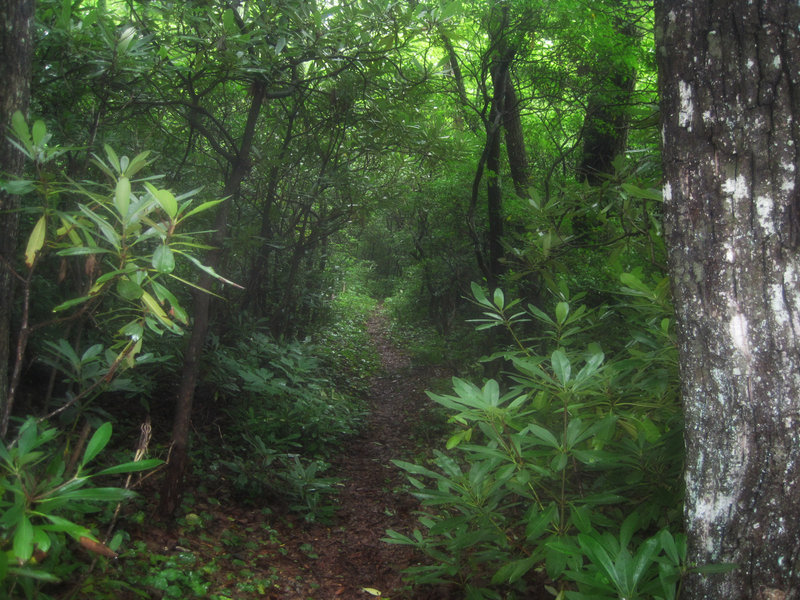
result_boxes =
[13,515,34,562]
[81,422,112,467]
[42,515,93,541]
[150,280,187,324]
[555,301,569,325]
[440,0,461,21]
[223,8,237,33]
[524,423,559,449]
[117,277,144,301]
[493,287,505,308]
[25,215,46,267]
[482,379,500,406]
[152,244,175,273]
[621,182,662,201]
[124,150,151,178]
[570,505,593,534]
[658,529,680,565]
[31,120,47,146]
[620,272,654,296]
[578,533,618,587]
[11,111,32,151]
[631,537,660,587]
[114,176,131,217]
[491,554,537,584]
[0,178,35,194]
[145,183,177,218]
[525,503,558,541]
[551,349,571,385]
[140,290,169,320]
[104,144,121,174]
[470,281,490,307]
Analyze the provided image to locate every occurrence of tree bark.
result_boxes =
[656,1,800,598]
[159,81,267,516]
[502,76,530,199]
[0,0,35,439]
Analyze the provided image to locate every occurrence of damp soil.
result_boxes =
[114,307,455,600]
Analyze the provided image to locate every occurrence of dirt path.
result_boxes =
[266,307,449,599]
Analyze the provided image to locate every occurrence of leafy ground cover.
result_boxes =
[64,307,460,600]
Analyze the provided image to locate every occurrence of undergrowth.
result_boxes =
[386,277,689,600]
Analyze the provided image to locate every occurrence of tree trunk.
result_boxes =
[502,76,530,199]
[656,2,800,598]
[0,0,35,439]
[159,81,267,516]
[577,22,637,185]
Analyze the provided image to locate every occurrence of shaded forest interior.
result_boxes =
[0,1,691,599]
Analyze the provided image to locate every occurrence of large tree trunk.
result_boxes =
[0,0,35,439]
[656,2,800,598]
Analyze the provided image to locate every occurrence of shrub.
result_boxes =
[385,279,684,599]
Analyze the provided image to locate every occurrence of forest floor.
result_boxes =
[103,307,455,600]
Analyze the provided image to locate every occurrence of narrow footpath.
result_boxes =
[268,307,452,599]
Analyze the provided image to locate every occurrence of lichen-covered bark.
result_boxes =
[656,1,800,598]
[0,0,35,439]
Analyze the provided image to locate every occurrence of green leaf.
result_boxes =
[621,182,662,201]
[631,537,659,588]
[551,349,571,385]
[149,280,187,324]
[440,0,461,21]
[482,379,500,406]
[555,301,569,325]
[524,423,560,449]
[123,150,152,178]
[223,8,237,33]
[52,295,93,312]
[620,272,654,297]
[114,176,131,217]
[470,281,491,307]
[31,120,47,147]
[492,554,537,584]
[13,515,34,563]
[104,144,121,174]
[95,458,162,476]
[152,244,175,273]
[141,290,170,321]
[658,529,680,565]
[117,277,144,301]
[177,198,224,223]
[145,183,177,218]
[578,533,618,588]
[25,215,46,268]
[11,111,32,152]
[49,487,135,502]
[82,423,112,467]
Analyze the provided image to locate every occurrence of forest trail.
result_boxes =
[260,306,450,599]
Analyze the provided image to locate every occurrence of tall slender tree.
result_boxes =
[657,1,800,598]
[0,0,35,438]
